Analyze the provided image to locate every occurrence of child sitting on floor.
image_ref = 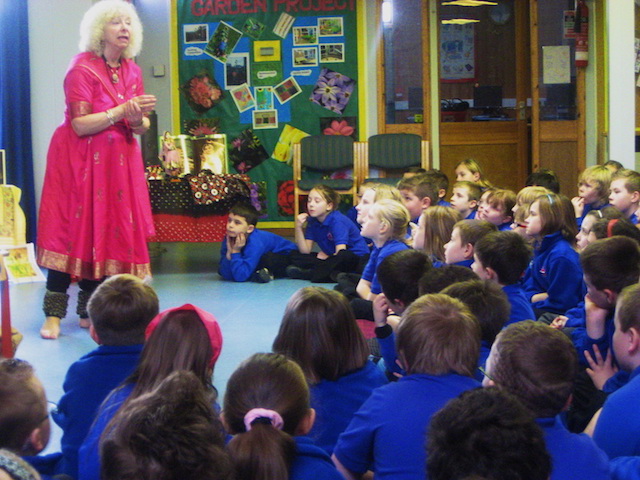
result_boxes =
[443,219,497,268]
[454,158,492,189]
[219,202,297,283]
[396,174,439,224]
[333,294,481,480]
[288,185,369,282]
[50,274,159,479]
[572,165,612,227]
[100,371,232,480]
[483,321,610,480]
[412,206,461,263]
[272,287,387,454]
[522,192,583,315]
[449,181,481,220]
[223,353,344,480]
[608,168,640,224]
[472,230,536,326]
[477,188,516,231]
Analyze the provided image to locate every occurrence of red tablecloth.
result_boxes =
[148,213,227,242]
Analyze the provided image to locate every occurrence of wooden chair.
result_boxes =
[292,135,359,215]
[360,133,430,186]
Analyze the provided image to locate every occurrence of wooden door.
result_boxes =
[438,0,529,193]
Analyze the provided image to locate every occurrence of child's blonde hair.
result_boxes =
[579,165,612,204]
[453,181,482,203]
[486,189,517,216]
[532,193,578,245]
[369,199,410,241]
[514,186,550,225]
[419,206,462,262]
[369,183,402,203]
[455,159,492,189]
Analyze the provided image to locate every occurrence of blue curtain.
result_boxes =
[0,2,37,242]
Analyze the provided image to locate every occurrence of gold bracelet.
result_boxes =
[105,109,115,125]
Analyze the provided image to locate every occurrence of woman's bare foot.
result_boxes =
[79,317,91,329]
[40,316,61,339]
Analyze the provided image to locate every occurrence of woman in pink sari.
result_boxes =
[37,0,156,339]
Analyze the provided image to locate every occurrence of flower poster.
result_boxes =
[229,129,269,174]
[277,180,295,216]
[180,71,223,114]
[272,124,309,164]
[320,117,356,139]
[230,83,256,112]
[310,68,355,114]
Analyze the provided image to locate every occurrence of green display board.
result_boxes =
[176,0,359,222]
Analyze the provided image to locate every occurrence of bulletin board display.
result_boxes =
[175,1,359,222]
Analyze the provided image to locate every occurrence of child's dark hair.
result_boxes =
[474,231,533,285]
[442,280,510,345]
[491,320,577,418]
[397,174,439,206]
[604,160,624,173]
[532,193,578,245]
[454,219,498,246]
[101,371,232,480]
[425,169,449,193]
[419,206,462,262]
[273,287,369,383]
[580,236,640,293]
[311,184,340,208]
[377,250,432,306]
[0,359,46,452]
[224,353,310,480]
[427,387,551,480]
[590,217,640,244]
[616,283,640,333]
[125,309,217,404]
[406,166,427,175]
[526,169,560,193]
[397,294,480,376]
[418,265,478,296]
[452,181,482,203]
[88,274,159,346]
[230,202,260,226]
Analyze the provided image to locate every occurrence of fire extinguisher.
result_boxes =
[574,0,589,67]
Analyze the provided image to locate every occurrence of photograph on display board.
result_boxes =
[273,12,295,38]
[180,71,223,114]
[205,21,242,63]
[293,47,318,67]
[253,110,278,130]
[293,26,318,45]
[225,53,250,88]
[183,24,208,43]
[191,135,228,174]
[253,40,281,62]
[274,76,302,104]
[320,117,357,139]
[272,124,309,164]
[254,87,274,110]
[320,44,344,63]
[310,68,355,114]
[229,129,269,174]
[230,83,256,112]
[242,17,265,40]
[318,17,344,36]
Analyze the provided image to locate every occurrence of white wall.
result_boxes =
[29,0,93,211]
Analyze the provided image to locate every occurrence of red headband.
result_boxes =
[607,219,619,238]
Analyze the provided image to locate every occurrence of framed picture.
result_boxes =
[254,40,281,62]
[191,134,228,174]
[274,76,302,104]
[183,24,209,44]
[320,43,344,63]
[205,21,243,63]
[242,17,265,40]
[230,83,256,112]
[253,110,278,130]
[440,23,476,83]
[225,53,250,88]
[254,86,274,110]
[318,17,344,37]
[293,26,318,45]
[292,47,318,67]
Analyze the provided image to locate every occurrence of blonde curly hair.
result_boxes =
[79,0,143,58]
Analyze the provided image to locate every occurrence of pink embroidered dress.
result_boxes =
[37,52,155,279]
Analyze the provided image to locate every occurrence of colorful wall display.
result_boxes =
[176,0,359,222]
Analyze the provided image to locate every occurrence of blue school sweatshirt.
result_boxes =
[522,232,584,314]
[361,239,409,295]
[503,283,536,326]
[593,366,640,459]
[305,211,369,256]
[219,228,296,281]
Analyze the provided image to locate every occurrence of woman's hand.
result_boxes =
[133,94,156,113]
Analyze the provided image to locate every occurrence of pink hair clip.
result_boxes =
[243,408,284,432]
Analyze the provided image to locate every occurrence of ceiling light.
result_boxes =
[442,18,481,24]
[442,1,498,6]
